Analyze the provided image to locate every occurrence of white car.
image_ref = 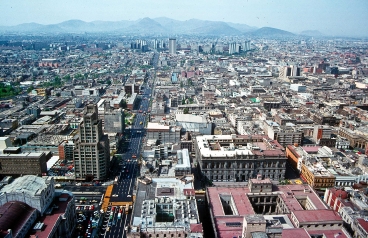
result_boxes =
[127,195,132,198]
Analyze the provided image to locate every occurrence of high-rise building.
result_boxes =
[74,104,110,181]
[169,38,176,55]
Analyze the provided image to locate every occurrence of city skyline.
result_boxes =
[0,0,368,37]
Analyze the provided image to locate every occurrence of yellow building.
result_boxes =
[301,162,335,189]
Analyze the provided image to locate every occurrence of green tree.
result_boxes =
[119,100,127,109]
[27,85,34,93]
[183,108,189,114]
[62,74,71,81]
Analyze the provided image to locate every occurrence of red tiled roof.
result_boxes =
[282,228,310,238]
[207,184,332,238]
[292,210,342,223]
[302,146,320,153]
[0,201,36,238]
[357,218,368,233]
[30,195,72,238]
[190,223,203,233]
[307,229,348,238]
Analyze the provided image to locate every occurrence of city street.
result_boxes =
[102,76,153,238]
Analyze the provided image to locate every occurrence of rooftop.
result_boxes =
[0,175,52,197]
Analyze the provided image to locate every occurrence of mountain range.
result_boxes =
[0,17,315,37]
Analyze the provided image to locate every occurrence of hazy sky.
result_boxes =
[1,0,367,36]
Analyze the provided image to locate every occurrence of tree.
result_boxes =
[119,99,127,109]
[56,92,61,97]
[27,85,34,93]
[62,74,71,81]
[183,108,189,114]
[181,98,186,105]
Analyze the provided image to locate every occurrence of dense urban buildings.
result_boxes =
[0,29,368,238]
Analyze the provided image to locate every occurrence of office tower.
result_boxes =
[243,40,251,51]
[74,104,110,181]
[169,38,176,55]
[228,42,239,54]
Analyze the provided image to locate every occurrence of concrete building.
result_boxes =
[175,113,212,135]
[0,151,50,176]
[313,125,332,142]
[279,65,301,79]
[286,145,336,189]
[74,104,110,181]
[324,187,368,238]
[175,149,191,176]
[264,121,303,148]
[0,175,54,215]
[58,139,75,161]
[104,108,125,134]
[0,175,76,238]
[0,137,11,151]
[194,134,287,182]
[207,180,348,238]
[169,38,176,55]
[146,122,181,144]
[290,84,306,92]
[130,176,202,238]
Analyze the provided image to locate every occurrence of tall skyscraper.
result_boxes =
[169,38,176,55]
[74,104,110,181]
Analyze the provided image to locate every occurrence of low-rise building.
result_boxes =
[207,179,348,238]
[0,151,50,176]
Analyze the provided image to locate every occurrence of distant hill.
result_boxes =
[0,18,296,37]
[123,18,167,34]
[249,27,295,37]
[300,30,323,36]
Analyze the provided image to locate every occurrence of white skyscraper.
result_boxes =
[169,38,176,55]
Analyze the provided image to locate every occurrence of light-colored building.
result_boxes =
[130,176,202,238]
[0,175,54,215]
[0,137,12,151]
[146,122,181,144]
[169,38,176,55]
[175,113,212,135]
[264,121,303,148]
[194,134,287,182]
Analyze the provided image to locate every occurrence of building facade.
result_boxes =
[0,175,54,215]
[194,134,287,182]
[104,108,125,134]
[0,151,50,176]
[169,38,176,55]
[74,104,110,180]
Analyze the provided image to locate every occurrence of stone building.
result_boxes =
[194,134,287,182]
